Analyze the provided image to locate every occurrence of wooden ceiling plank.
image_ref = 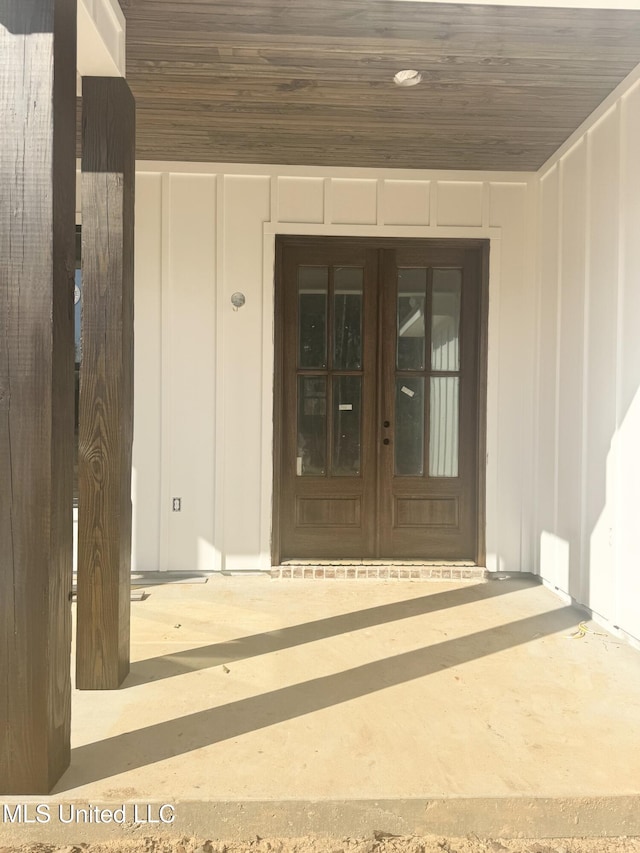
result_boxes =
[110,0,640,170]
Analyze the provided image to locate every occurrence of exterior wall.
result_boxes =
[534,74,640,642]
[130,164,537,575]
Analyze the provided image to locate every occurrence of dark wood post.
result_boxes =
[76,77,135,690]
[0,0,76,793]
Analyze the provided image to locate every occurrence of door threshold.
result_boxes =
[272,563,486,580]
[280,559,476,566]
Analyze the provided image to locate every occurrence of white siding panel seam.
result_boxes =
[269,175,278,226]
[257,187,270,567]
[616,81,640,639]
[214,174,226,567]
[521,181,539,572]
[481,181,491,229]
[484,226,502,572]
[323,177,332,226]
[614,100,627,629]
[210,174,221,573]
[583,103,620,616]
[531,176,543,576]
[579,133,592,602]
[429,180,438,227]
[614,97,626,432]
[159,172,172,571]
[261,233,277,569]
[576,133,592,597]
[553,161,564,539]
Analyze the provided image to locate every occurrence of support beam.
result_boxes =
[76,76,135,690]
[0,0,76,794]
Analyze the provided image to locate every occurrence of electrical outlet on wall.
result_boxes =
[172,497,181,512]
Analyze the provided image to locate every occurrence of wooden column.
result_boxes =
[76,77,135,690]
[0,0,76,793]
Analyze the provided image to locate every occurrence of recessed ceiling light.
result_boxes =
[394,69,422,87]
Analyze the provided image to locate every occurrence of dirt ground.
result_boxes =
[2,835,640,853]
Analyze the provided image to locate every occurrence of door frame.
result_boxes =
[272,234,490,566]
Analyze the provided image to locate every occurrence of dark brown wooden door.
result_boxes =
[275,237,485,563]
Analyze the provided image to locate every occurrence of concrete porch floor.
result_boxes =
[7,575,640,843]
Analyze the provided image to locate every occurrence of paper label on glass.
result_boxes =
[401,385,415,398]
[338,404,353,411]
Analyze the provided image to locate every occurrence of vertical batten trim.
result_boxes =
[613,99,626,628]
[579,133,592,605]
[214,175,226,568]
[376,178,383,225]
[209,174,220,572]
[270,175,278,225]
[430,180,439,226]
[159,172,172,572]
[484,221,502,572]
[255,180,271,569]
[481,181,491,228]
[323,178,332,225]
[261,230,277,569]
[531,174,544,576]
[553,160,564,541]
[379,179,387,225]
[615,99,627,432]
[521,180,538,572]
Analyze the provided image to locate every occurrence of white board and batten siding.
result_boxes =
[535,74,640,643]
[130,166,536,580]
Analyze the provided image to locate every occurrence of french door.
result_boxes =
[274,236,486,563]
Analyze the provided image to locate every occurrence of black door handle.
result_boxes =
[383,438,390,445]
[383,420,390,428]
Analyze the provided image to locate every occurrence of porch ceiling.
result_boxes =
[116,0,640,171]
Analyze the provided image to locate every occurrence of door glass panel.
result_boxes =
[298,266,328,368]
[397,268,427,370]
[332,375,362,476]
[429,377,459,477]
[297,376,327,476]
[394,377,425,476]
[431,269,461,371]
[334,267,363,370]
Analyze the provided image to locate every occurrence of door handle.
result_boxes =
[383,420,390,428]
[383,438,390,445]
